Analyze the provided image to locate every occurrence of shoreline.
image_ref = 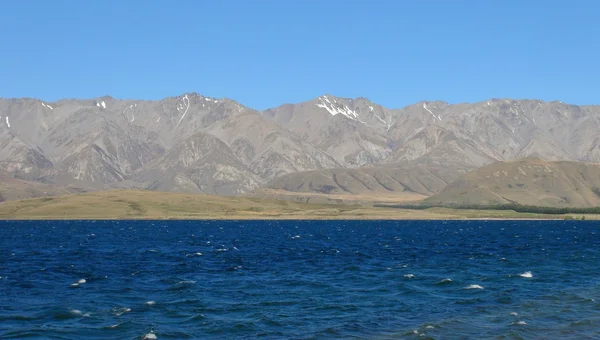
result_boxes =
[0,190,597,221]
[0,216,573,221]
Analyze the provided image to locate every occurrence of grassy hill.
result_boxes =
[0,189,592,220]
[425,158,600,207]
[0,190,441,220]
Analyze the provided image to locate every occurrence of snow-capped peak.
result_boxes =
[316,97,361,121]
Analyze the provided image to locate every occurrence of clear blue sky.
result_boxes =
[1,0,598,109]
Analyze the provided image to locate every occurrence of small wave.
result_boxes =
[171,280,197,289]
[404,274,414,279]
[436,278,452,284]
[143,330,158,339]
[69,309,91,317]
[113,307,131,316]
[510,312,518,316]
[177,280,196,285]
[70,278,86,287]
[465,284,484,290]
[519,271,533,278]
[145,301,156,306]
[511,320,527,325]
[186,252,203,257]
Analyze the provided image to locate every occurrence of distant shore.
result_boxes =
[0,190,597,221]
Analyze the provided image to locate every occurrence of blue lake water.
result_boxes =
[1,220,600,339]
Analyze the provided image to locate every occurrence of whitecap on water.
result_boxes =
[146,301,156,306]
[143,330,158,339]
[186,252,203,257]
[176,280,196,286]
[465,284,484,290]
[439,278,452,283]
[404,274,415,279]
[114,307,131,316]
[511,320,527,325]
[510,312,519,316]
[70,279,86,287]
[519,271,533,278]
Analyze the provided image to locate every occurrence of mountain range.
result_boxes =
[1,93,600,201]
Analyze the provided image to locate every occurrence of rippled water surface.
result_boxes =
[1,220,600,339]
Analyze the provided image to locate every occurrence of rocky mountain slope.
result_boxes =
[425,158,600,207]
[264,97,600,168]
[0,94,339,196]
[1,93,600,200]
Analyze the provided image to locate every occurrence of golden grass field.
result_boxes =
[250,188,428,205]
[0,190,598,220]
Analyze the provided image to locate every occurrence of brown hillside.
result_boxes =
[426,158,600,207]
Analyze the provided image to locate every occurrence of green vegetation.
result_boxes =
[0,190,449,220]
[2,190,597,220]
[377,202,600,215]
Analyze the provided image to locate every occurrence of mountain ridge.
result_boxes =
[2,93,600,201]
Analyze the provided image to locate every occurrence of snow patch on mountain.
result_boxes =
[316,97,362,122]
[423,103,441,121]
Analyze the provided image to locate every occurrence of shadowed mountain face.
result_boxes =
[265,165,466,197]
[1,94,600,199]
[0,171,82,202]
